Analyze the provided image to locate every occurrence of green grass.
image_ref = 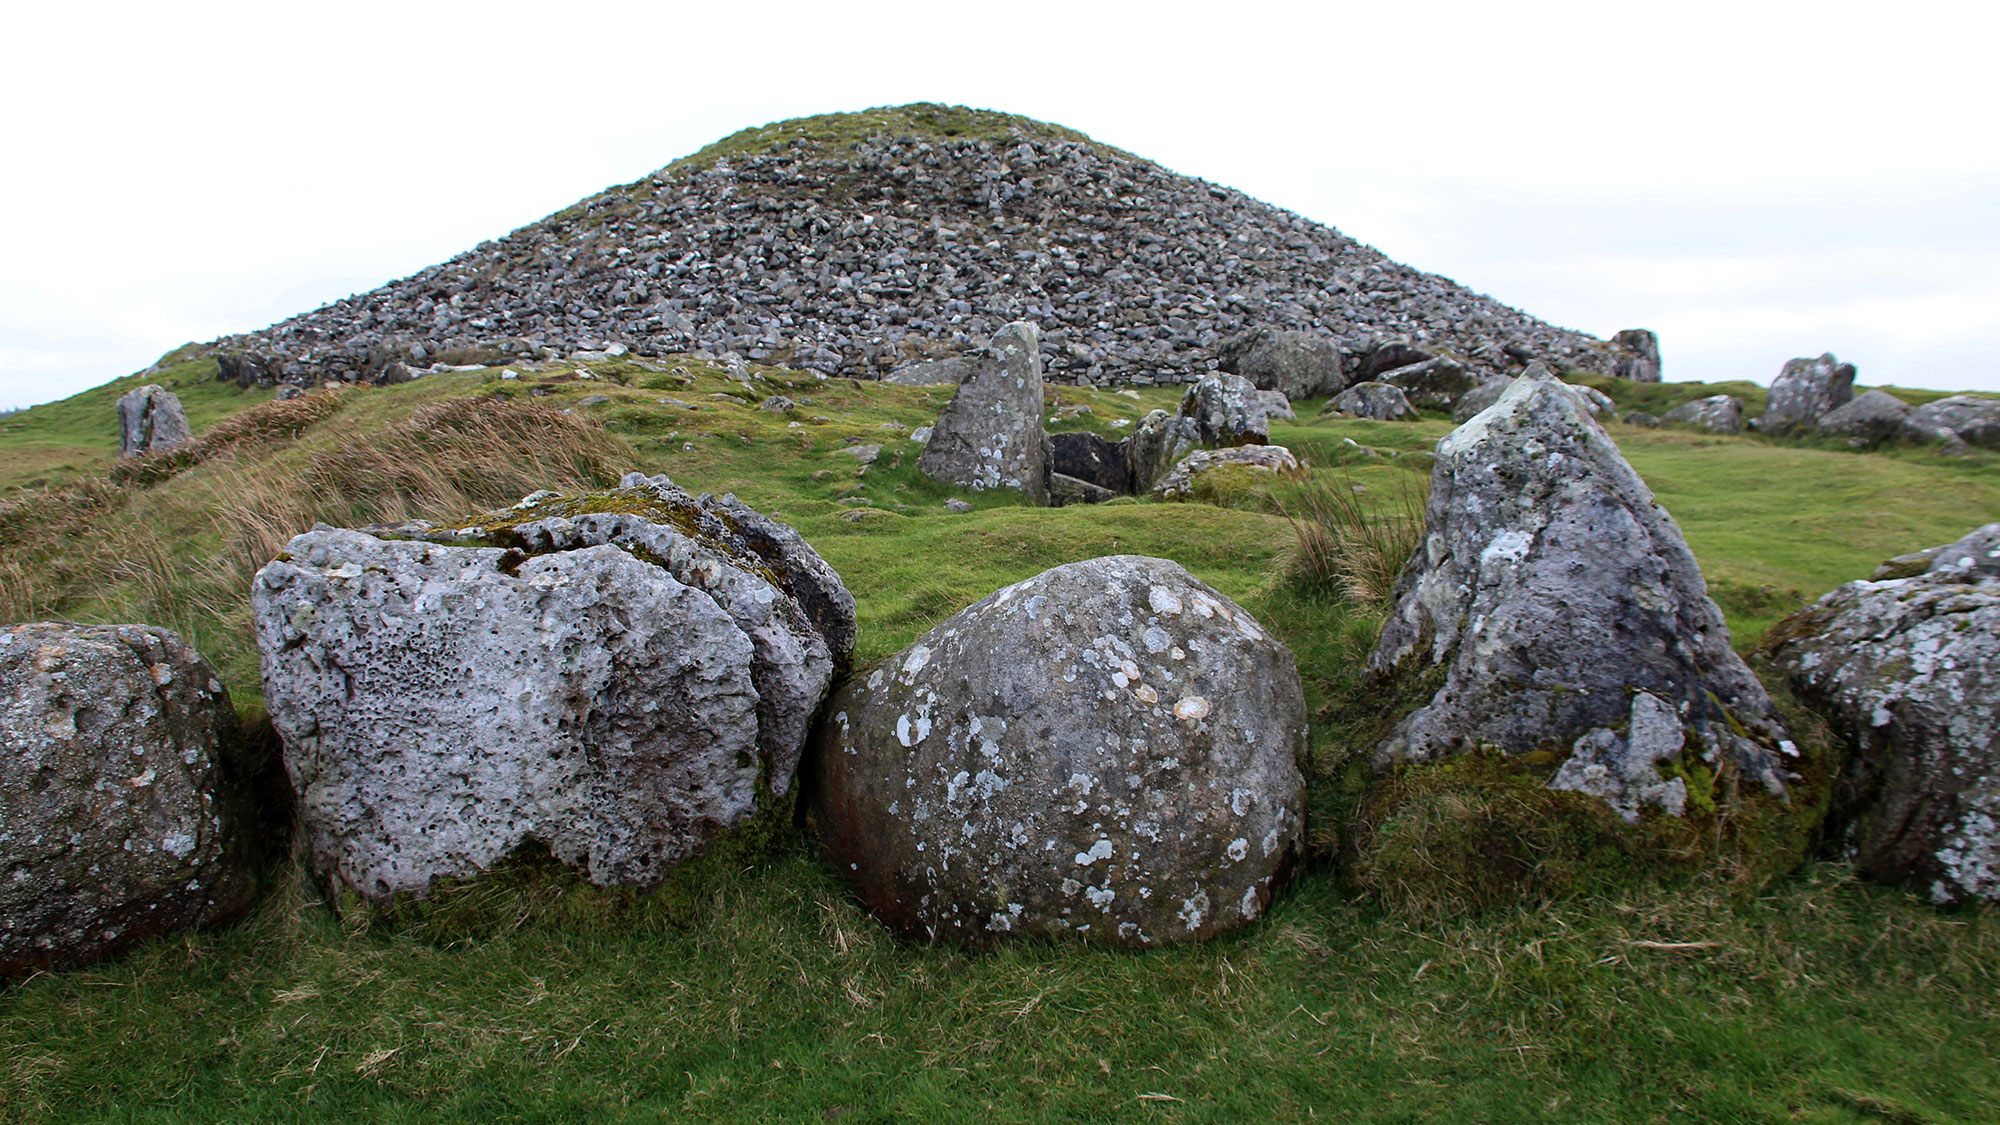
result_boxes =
[4,360,2000,1122]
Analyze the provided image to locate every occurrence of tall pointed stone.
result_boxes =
[917,322,1048,505]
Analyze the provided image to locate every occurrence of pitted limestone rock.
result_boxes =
[1905,396,2000,449]
[810,556,1306,947]
[1765,524,2000,905]
[1150,445,1302,500]
[252,477,851,904]
[2,623,256,976]
[1215,328,1346,400]
[1179,372,1271,447]
[1662,394,1746,434]
[917,322,1049,504]
[1368,365,1794,818]
[1816,389,1912,447]
[1756,353,1855,435]
[115,384,193,456]
[1329,381,1418,421]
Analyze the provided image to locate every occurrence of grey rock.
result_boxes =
[838,443,883,464]
[1150,445,1302,500]
[1766,524,2000,905]
[1215,328,1346,400]
[1049,431,1131,495]
[944,498,974,513]
[1048,472,1119,506]
[1816,389,1911,446]
[1378,356,1477,410]
[1564,382,1617,418]
[809,555,1306,946]
[1451,378,1513,423]
[1328,381,1418,421]
[576,394,611,407]
[275,385,303,401]
[761,395,795,413]
[1756,353,1855,435]
[1125,409,1200,494]
[375,361,418,386]
[1356,342,1435,381]
[918,322,1049,505]
[1904,395,2000,448]
[1257,389,1297,423]
[1611,329,1662,383]
[1369,365,1793,818]
[1662,394,1745,434]
[253,478,850,903]
[884,357,978,386]
[115,384,193,456]
[909,425,934,444]
[2,623,256,976]
[1179,372,1270,447]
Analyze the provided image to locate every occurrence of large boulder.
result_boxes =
[1611,329,1662,383]
[1327,381,1418,421]
[1215,328,1346,400]
[1048,431,1131,496]
[1662,394,1746,435]
[1451,378,1513,423]
[1816,389,1912,447]
[1125,410,1200,494]
[884,356,978,386]
[115,384,193,456]
[1905,395,2000,449]
[917,323,1049,505]
[1369,366,1794,820]
[1355,342,1435,381]
[1150,445,1303,500]
[1179,372,1270,447]
[252,474,853,904]
[2,623,258,977]
[1755,353,1855,435]
[1378,356,1478,411]
[810,556,1306,947]
[1764,525,2000,905]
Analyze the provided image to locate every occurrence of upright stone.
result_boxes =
[1179,372,1270,446]
[1756,353,1855,435]
[918,323,1049,505]
[1612,329,1662,383]
[2,623,258,977]
[1368,366,1794,819]
[115,384,194,456]
[1125,409,1200,494]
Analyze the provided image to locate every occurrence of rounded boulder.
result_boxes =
[810,556,1306,947]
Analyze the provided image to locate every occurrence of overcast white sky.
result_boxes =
[4,0,1996,410]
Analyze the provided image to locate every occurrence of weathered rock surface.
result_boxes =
[1125,410,1201,494]
[200,108,1621,389]
[918,322,1049,504]
[1905,395,2000,449]
[1816,389,1911,446]
[1048,431,1131,495]
[1215,328,1346,400]
[1451,378,1513,423]
[1369,366,1794,819]
[884,357,977,386]
[1378,356,1476,410]
[1257,389,1297,423]
[2,623,256,976]
[1563,382,1617,418]
[1611,328,1662,383]
[1150,446,1302,500]
[115,384,193,456]
[810,556,1305,946]
[1179,372,1270,447]
[1755,354,1855,435]
[252,476,852,903]
[1765,525,2000,905]
[1328,381,1418,421]
[1662,394,1745,434]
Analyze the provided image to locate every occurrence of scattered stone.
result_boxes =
[1179,372,1270,446]
[1755,354,1855,435]
[1904,395,2000,449]
[1623,412,1661,427]
[909,425,934,444]
[1563,382,1617,418]
[1355,342,1435,381]
[115,384,193,456]
[1378,356,1477,411]
[1150,445,1303,500]
[1049,431,1131,496]
[1765,525,2000,905]
[944,498,974,513]
[576,394,611,407]
[1257,390,1296,423]
[917,323,1049,505]
[375,361,419,386]
[837,443,883,464]
[1327,381,1418,421]
[884,357,978,386]
[2,623,258,977]
[1815,389,1911,446]
[1611,329,1662,383]
[1451,378,1513,423]
[252,475,852,904]
[1662,395,1746,435]
[761,395,796,413]
[1369,366,1793,819]
[1214,328,1346,400]
[809,555,1305,946]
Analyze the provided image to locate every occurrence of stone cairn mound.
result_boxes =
[202,106,1621,389]
[252,473,854,905]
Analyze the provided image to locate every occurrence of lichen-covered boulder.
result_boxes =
[810,556,1306,947]
[2,623,257,976]
[1368,366,1795,819]
[1905,395,2000,449]
[1179,372,1270,446]
[1125,409,1200,494]
[115,384,193,456]
[252,474,853,904]
[917,322,1049,504]
[1755,353,1854,435]
[1612,328,1662,383]
[1150,445,1302,500]
[1663,394,1745,434]
[1328,381,1417,421]
[1215,328,1346,400]
[1764,525,2000,905]
[1816,389,1911,447]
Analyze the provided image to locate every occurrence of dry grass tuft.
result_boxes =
[1281,474,1427,608]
